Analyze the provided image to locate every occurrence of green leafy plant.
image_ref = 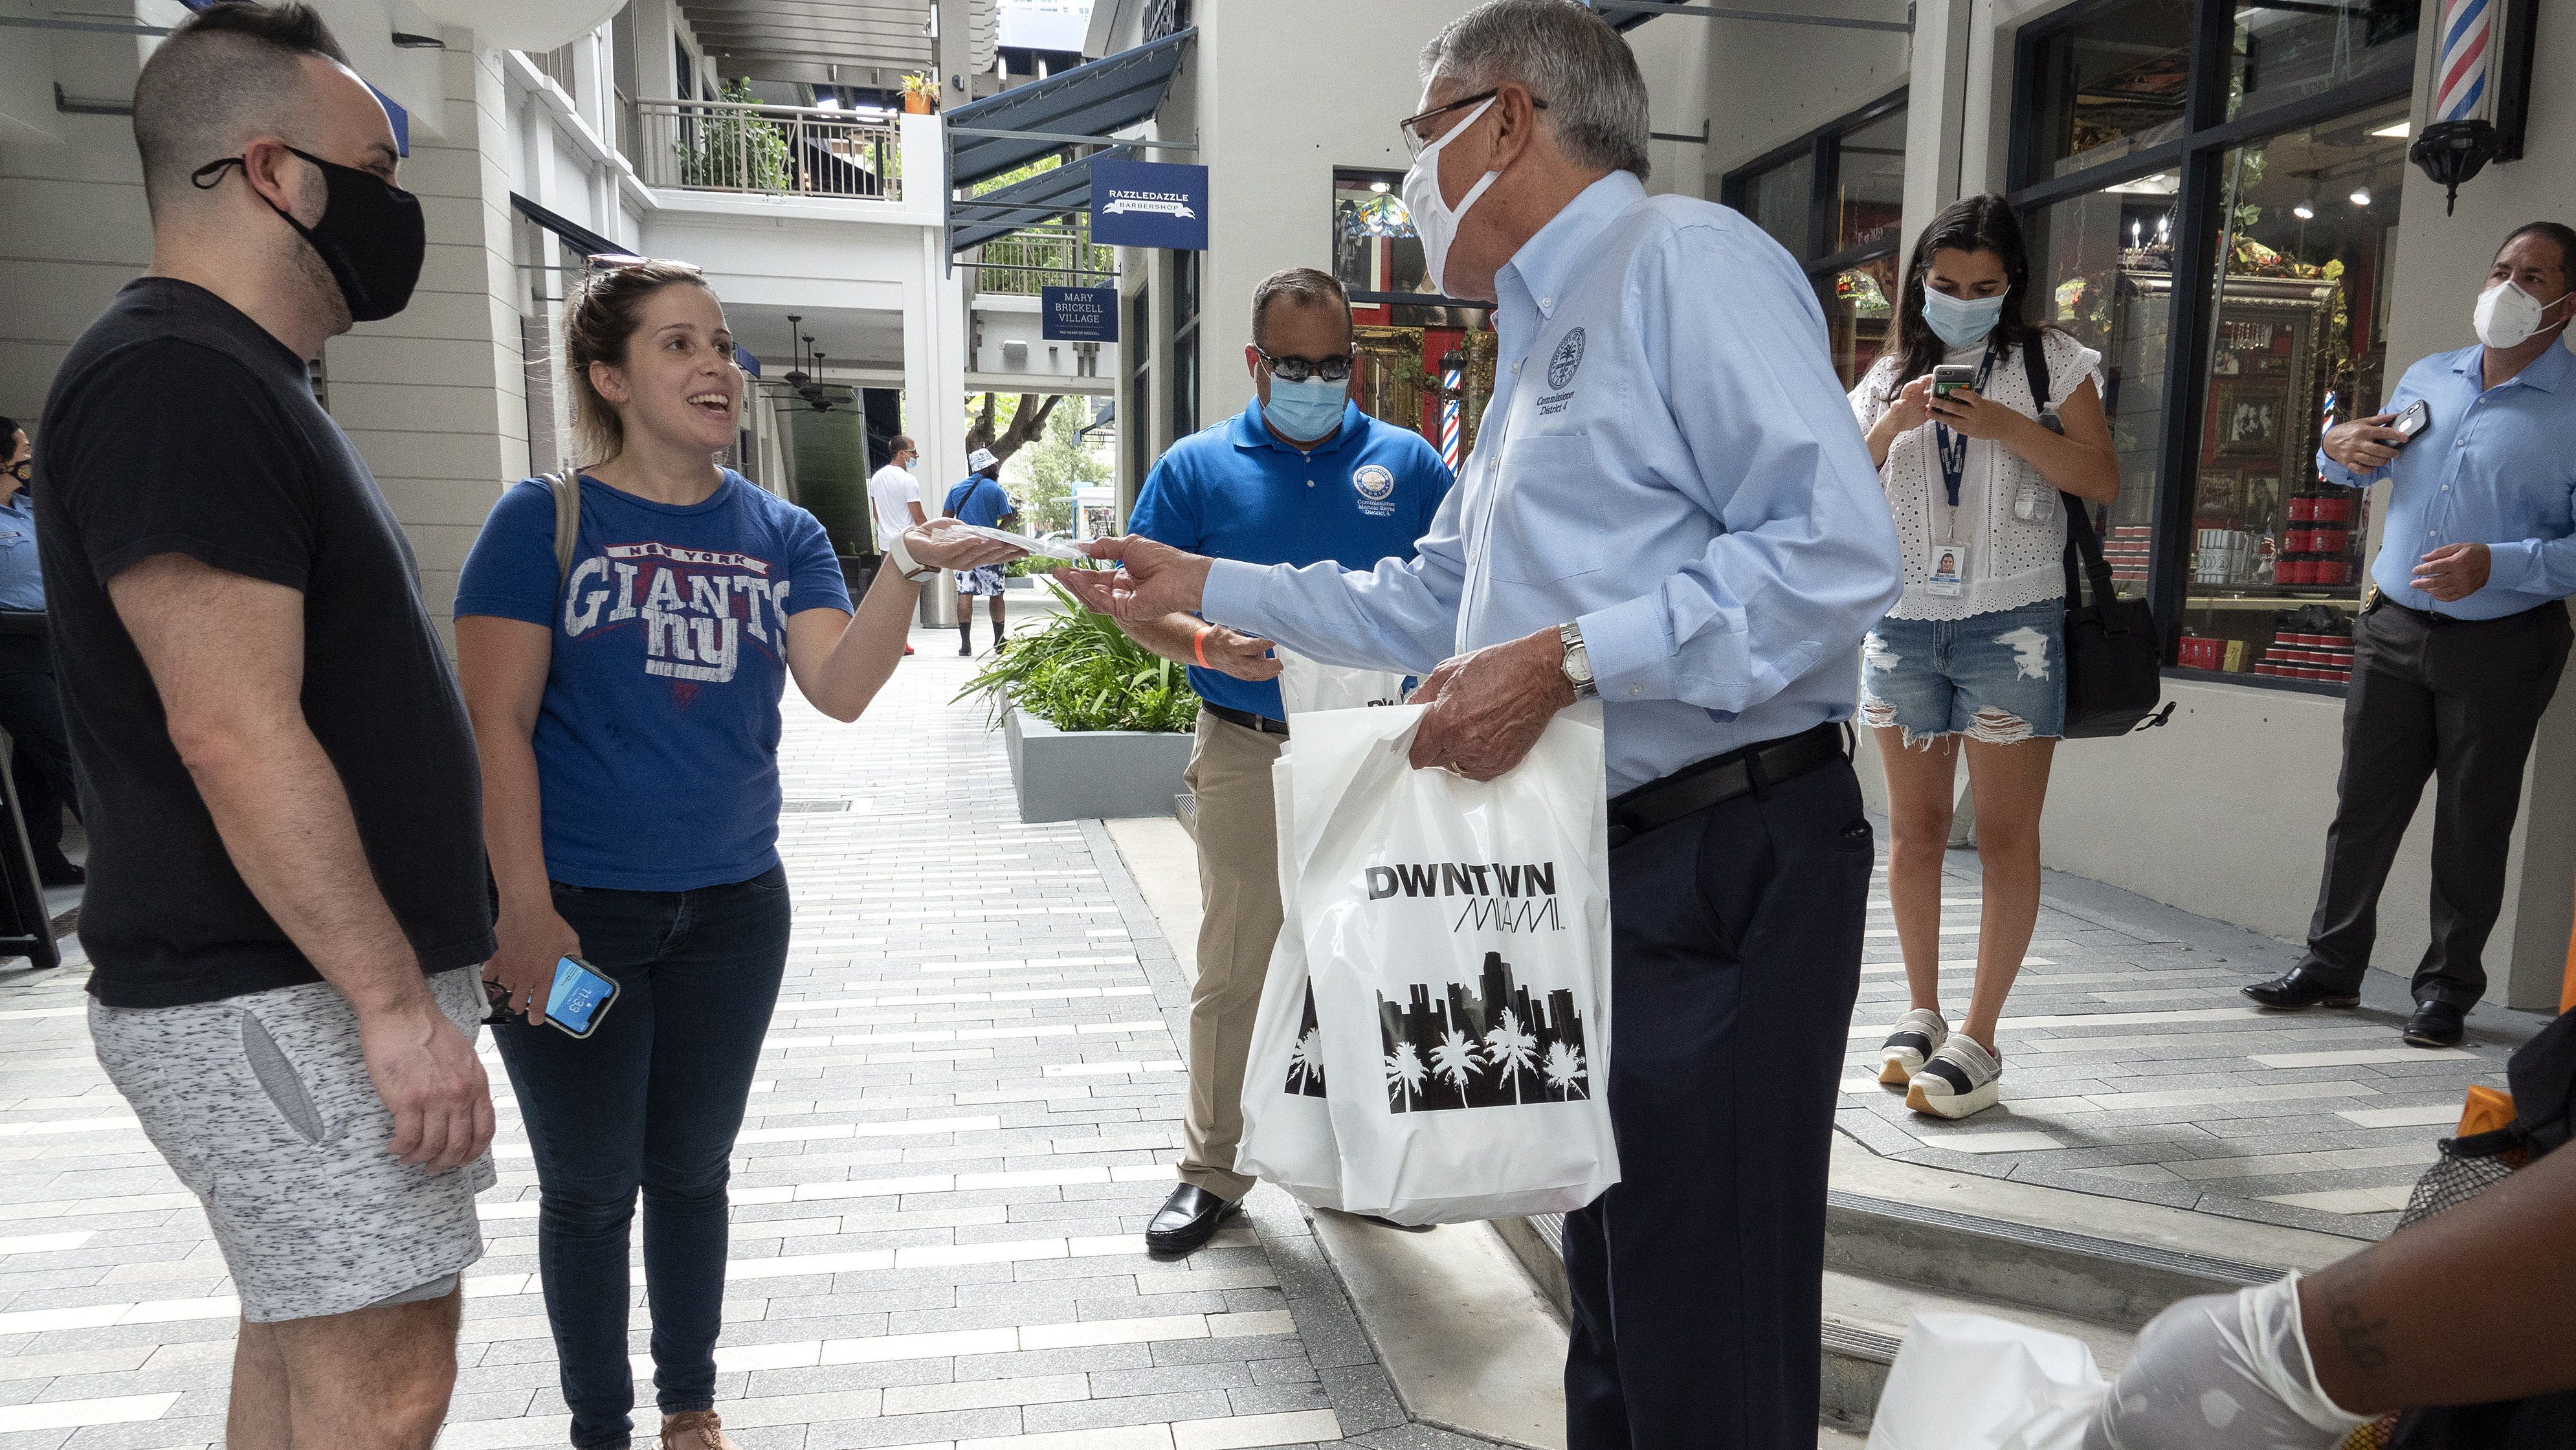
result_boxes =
[680,80,794,192]
[956,581,1198,733]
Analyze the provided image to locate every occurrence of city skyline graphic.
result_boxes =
[1376,951,1590,1113]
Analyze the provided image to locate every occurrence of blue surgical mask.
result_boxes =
[1263,376,1348,443]
[1921,288,2007,350]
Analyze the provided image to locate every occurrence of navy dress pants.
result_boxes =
[1562,758,1873,1449]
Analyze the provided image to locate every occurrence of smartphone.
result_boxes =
[1931,364,1979,398]
[481,956,620,1038]
[2391,398,2431,440]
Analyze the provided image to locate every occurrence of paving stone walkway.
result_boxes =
[1836,838,2544,1242]
[0,607,1483,1450]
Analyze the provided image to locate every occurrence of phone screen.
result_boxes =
[546,957,617,1036]
[1932,365,1977,397]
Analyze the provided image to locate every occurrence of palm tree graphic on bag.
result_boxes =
[1286,986,1328,1098]
[1370,951,1590,1113]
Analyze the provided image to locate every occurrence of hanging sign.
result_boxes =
[1090,159,1208,251]
[1041,285,1119,342]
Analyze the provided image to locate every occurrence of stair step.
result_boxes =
[1827,1187,2276,1328]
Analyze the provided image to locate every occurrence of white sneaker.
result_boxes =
[1877,1007,1948,1086]
[1906,1034,2003,1119]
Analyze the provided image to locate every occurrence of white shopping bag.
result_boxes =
[1275,647,1406,717]
[1866,1313,2107,1450]
[1288,704,1618,1224]
[1230,754,1345,1207]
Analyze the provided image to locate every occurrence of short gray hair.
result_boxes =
[1419,0,1651,181]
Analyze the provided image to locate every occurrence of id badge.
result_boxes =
[1924,541,1970,597]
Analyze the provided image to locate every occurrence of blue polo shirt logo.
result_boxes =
[1353,463,1396,517]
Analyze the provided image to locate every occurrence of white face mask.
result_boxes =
[2474,279,2570,350]
[1401,95,1500,299]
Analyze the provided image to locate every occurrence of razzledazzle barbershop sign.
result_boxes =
[1089,159,1208,250]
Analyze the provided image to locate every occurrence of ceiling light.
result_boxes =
[1370,180,1390,194]
[2293,200,2315,220]
[2350,185,2373,207]
[2368,120,2412,139]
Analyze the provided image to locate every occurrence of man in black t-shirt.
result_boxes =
[36,6,493,1444]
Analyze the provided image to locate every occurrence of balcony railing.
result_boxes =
[631,98,902,201]
[975,228,1114,296]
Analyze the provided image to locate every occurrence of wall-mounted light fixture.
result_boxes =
[2411,0,2540,215]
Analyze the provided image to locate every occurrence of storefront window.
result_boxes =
[2014,0,2414,691]
[2229,2,2418,124]
[2025,179,2181,599]
[1725,96,1906,389]
[1332,171,1430,299]
[1834,109,1907,255]
[2174,102,2406,682]
[1170,251,1199,438]
[2028,0,2195,179]
[1743,152,1815,263]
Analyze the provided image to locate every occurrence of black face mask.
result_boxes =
[194,145,426,322]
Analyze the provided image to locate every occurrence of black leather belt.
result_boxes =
[1606,721,1849,848]
[1204,703,1289,737]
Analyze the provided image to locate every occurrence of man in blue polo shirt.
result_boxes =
[1119,267,1452,1254]
[943,447,1018,655]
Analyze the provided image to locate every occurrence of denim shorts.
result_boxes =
[1859,599,2067,744]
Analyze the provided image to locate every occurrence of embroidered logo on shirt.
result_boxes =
[1547,328,1587,390]
[1352,463,1397,518]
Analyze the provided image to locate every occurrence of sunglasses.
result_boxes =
[1399,87,1548,159]
[1256,346,1353,385]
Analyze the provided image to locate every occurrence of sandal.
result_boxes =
[658,1409,738,1450]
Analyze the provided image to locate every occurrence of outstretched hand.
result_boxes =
[1052,536,1217,620]
[905,517,1025,572]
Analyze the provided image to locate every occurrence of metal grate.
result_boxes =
[1526,1211,1565,1256]
[780,799,852,813]
[1822,1319,1904,1365]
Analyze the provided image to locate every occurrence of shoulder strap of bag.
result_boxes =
[547,471,579,593]
[2030,337,2119,617]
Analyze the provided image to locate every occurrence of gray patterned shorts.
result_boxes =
[89,966,494,1322]
[956,563,1008,596]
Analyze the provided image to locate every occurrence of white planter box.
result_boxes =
[1001,707,1195,823]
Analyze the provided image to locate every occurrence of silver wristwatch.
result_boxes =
[1558,622,1598,700]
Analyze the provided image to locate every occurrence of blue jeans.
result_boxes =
[1859,599,2068,744]
[491,865,791,1449]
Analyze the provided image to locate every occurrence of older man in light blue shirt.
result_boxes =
[1059,4,1900,1444]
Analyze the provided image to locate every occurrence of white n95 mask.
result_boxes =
[2474,280,2570,350]
[1402,96,1499,299]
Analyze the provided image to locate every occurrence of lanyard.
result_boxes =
[1935,344,1998,513]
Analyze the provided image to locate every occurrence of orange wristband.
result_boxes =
[1193,625,1214,668]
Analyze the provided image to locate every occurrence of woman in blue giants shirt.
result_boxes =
[454,260,1015,1450]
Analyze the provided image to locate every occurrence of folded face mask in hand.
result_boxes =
[949,524,1089,563]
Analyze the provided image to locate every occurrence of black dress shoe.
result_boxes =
[2404,1000,2467,1049]
[2243,966,2361,1010]
[1144,1184,1234,1255]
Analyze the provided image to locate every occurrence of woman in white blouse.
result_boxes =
[1850,195,2121,1120]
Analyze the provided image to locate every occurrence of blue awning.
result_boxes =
[948,152,1115,254]
[944,27,1192,189]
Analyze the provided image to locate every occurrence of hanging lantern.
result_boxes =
[2410,0,2539,216]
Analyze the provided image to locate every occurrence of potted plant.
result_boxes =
[900,72,937,115]
[958,581,1199,822]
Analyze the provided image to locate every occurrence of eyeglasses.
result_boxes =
[1254,346,1353,384]
[1399,87,1547,159]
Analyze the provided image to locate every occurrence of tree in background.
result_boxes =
[1012,398,1109,537]
[964,390,1062,464]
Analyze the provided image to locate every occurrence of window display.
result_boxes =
[2027,0,2194,179]
[2175,104,2406,680]
[2228,1,2417,124]
[1722,96,1907,390]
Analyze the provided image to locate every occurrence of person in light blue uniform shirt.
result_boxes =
[0,418,81,885]
[1058,6,1901,1444]
[943,447,1018,654]
[1116,267,1452,1256]
[2247,221,2576,1047]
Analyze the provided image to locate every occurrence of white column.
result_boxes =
[1901,0,1977,248]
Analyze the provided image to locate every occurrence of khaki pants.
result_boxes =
[1178,709,1287,1202]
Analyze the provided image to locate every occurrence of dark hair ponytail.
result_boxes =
[1891,194,2039,394]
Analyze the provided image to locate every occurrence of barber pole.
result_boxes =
[2434,0,2493,124]
[1439,364,1463,469]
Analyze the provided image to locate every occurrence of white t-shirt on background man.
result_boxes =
[868,463,923,550]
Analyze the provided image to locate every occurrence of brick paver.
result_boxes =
[0,605,1487,1450]
[1837,840,2540,1241]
